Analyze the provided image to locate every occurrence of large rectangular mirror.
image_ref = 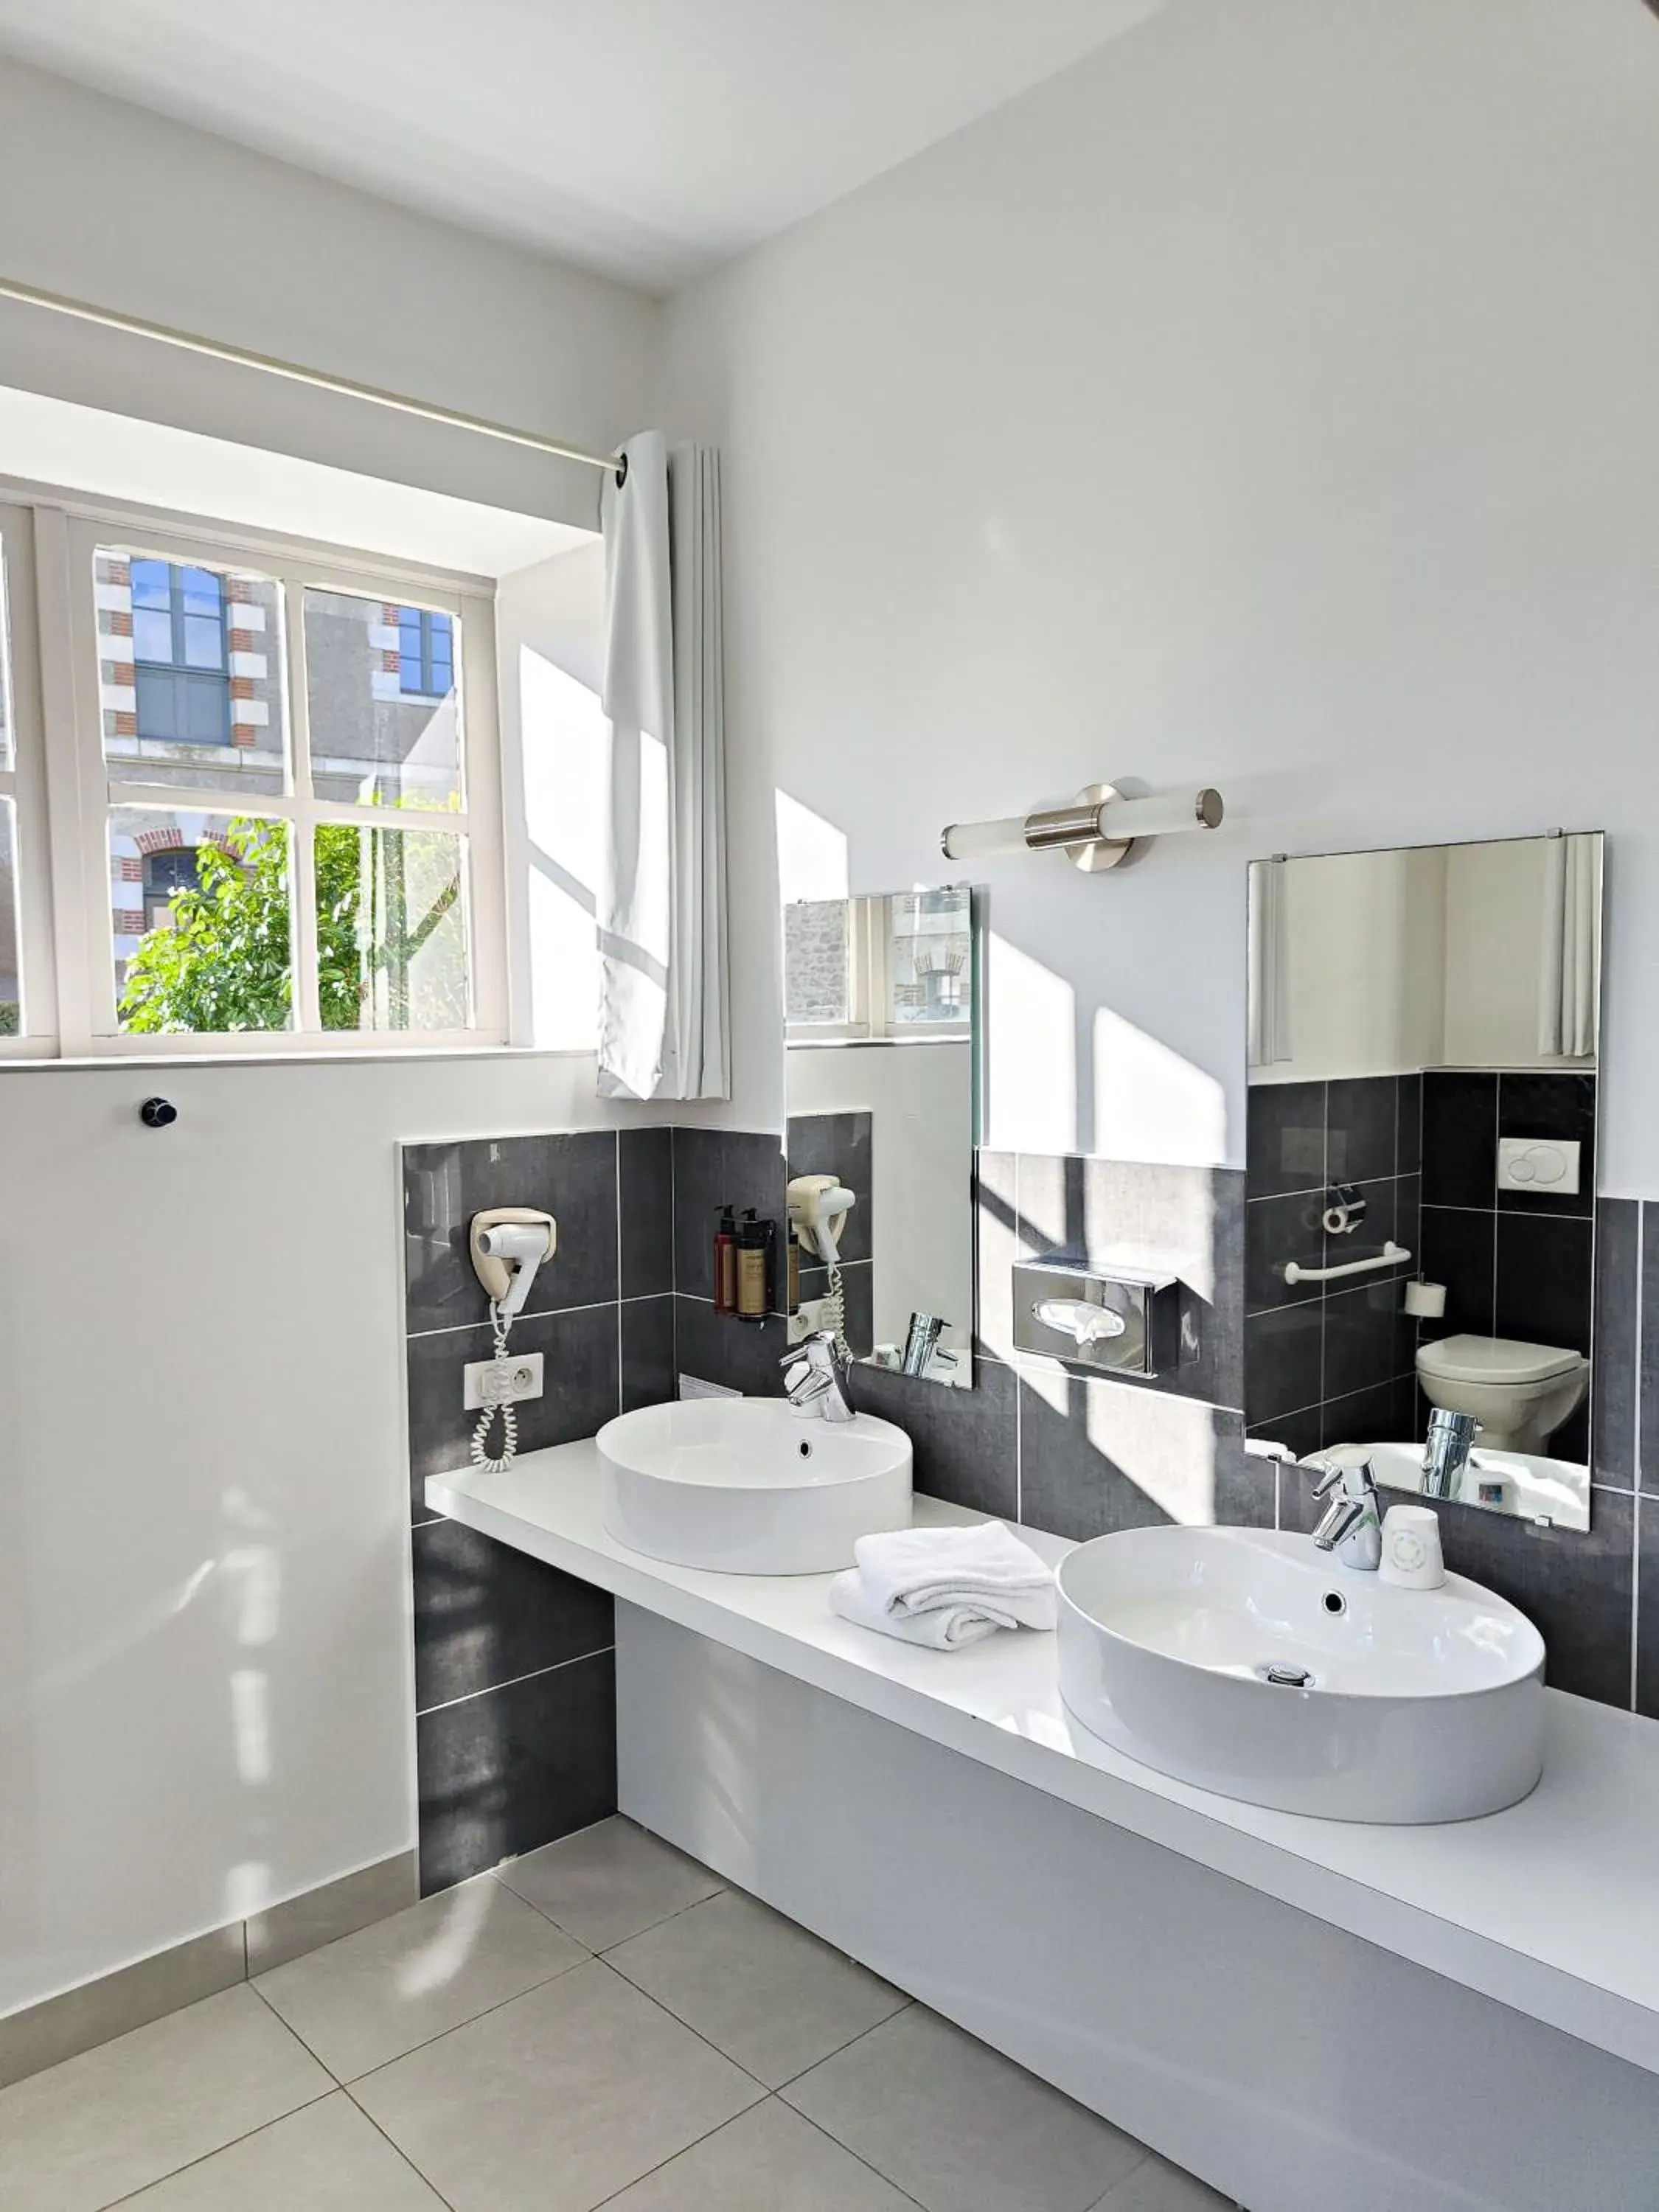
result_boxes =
[1246,832,1603,1530]
[782,888,976,1388]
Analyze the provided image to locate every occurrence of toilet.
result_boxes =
[1415,1333,1589,1454]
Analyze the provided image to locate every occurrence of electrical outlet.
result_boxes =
[462,1352,544,1411]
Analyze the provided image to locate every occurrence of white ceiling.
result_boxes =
[0,0,1166,294]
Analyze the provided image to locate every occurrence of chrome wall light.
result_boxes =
[940,782,1224,872]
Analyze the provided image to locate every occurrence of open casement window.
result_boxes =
[4,492,505,1055]
[784,891,972,1044]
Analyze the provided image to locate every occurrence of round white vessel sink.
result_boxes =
[1056,1526,1545,1823]
[597,1398,913,1574]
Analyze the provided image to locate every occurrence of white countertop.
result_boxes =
[427,1443,1659,2078]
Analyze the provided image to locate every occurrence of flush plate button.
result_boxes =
[1496,1137,1581,1196]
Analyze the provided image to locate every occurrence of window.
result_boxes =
[397,607,453,698]
[0,489,504,1056]
[784,890,972,1043]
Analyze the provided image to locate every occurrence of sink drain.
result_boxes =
[1258,1661,1315,1688]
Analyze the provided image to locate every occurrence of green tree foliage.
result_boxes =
[119,818,463,1034]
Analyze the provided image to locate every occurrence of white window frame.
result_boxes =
[0,480,507,1058]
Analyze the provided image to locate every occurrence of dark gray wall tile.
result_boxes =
[1245,1193,1324,1312]
[413,1519,614,1714]
[403,1132,619,1330]
[785,1111,873,1264]
[619,1128,674,1297]
[1593,1199,1638,1484]
[1214,1419,1275,1529]
[1494,1213,1593,1354]
[417,1649,617,1895]
[672,1295,788,1397]
[1496,1073,1596,1218]
[621,1295,677,1413]
[1322,1281,1399,1405]
[1250,1405,1321,1461]
[850,1353,1018,1520]
[1637,1501,1659,1720]
[671,1127,785,1299]
[1420,1071,1497,1210]
[1419,1205,1496,1339]
[1246,1081,1325,1198]
[1396,1075,1422,1177]
[1245,1303,1322,1428]
[1020,1372,1243,1543]
[1641,1202,1659,1492]
[973,1150,1020,1362]
[1326,1076,1397,1185]
[1319,1381,1397,1450]
[406,1301,621,1511]
[797,1257,874,1357]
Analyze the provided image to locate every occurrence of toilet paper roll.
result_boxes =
[1321,1205,1350,1236]
[1404,1279,1447,1319]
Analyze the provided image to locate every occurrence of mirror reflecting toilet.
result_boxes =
[1245,832,1603,1531]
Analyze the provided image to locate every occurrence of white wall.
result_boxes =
[1441,838,1594,1070]
[0,73,664,2017]
[0,58,659,531]
[787,1040,973,1357]
[662,0,1659,1189]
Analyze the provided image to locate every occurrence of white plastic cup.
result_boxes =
[1379,1504,1446,1590]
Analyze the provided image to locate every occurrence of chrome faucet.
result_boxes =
[1307,1456,1382,1571]
[1422,1408,1480,1499]
[780,1329,855,1423]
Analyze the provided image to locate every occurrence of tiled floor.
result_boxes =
[0,1819,1238,2212]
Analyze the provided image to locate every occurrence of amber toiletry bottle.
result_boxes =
[712,1203,737,1316]
[736,1210,774,1323]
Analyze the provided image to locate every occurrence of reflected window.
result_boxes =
[398,608,454,699]
[131,560,229,745]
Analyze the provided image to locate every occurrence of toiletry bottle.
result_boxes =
[736,1210,774,1324]
[712,1203,737,1316]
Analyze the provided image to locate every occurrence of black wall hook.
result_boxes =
[139,1096,178,1129]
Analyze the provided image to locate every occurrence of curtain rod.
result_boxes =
[0,275,628,483]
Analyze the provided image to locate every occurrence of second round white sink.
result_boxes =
[1056,1525,1546,1823]
[597,1397,913,1574]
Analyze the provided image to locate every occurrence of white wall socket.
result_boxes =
[462,1352,544,1410]
[1496,1137,1582,1197]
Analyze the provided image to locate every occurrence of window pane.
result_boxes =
[0,799,18,1034]
[129,560,171,609]
[109,809,293,1033]
[315,822,470,1032]
[97,549,285,795]
[132,608,173,664]
[784,900,850,1024]
[305,589,462,809]
[887,888,971,1025]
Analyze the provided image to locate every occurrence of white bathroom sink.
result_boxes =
[597,1397,913,1574]
[1324,1439,1590,1532]
[1056,1525,1545,1823]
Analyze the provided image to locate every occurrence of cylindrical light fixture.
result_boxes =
[941,783,1224,872]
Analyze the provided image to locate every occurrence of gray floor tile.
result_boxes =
[607,1888,908,2089]
[112,2092,445,2209]
[782,2004,1146,2212]
[601,2096,917,2209]
[495,1815,723,1950]
[1091,2149,1235,2210]
[254,1872,585,2081]
[351,1958,764,2212]
[0,1985,330,2212]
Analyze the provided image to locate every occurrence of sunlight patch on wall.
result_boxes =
[1092,1004,1226,1168]
[775,790,849,905]
[984,934,1076,1155]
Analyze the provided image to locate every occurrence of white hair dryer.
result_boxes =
[467,1208,557,1471]
[787,1175,856,1266]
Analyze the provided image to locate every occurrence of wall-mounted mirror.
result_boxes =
[1246,832,1603,1531]
[782,888,976,1388]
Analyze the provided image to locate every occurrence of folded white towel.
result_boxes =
[828,1521,1057,1649]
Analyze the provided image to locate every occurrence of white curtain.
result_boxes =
[597,433,730,1099]
[1537,832,1599,1059]
[1248,857,1293,1069]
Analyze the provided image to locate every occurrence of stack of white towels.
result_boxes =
[829,1521,1057,1649]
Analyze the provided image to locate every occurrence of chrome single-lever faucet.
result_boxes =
[780,1329,855,1423]
[1422,1408,1480,1498]
[1307,1456,1382,1571]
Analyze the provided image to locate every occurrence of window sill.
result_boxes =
[0,1041,600,1073]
